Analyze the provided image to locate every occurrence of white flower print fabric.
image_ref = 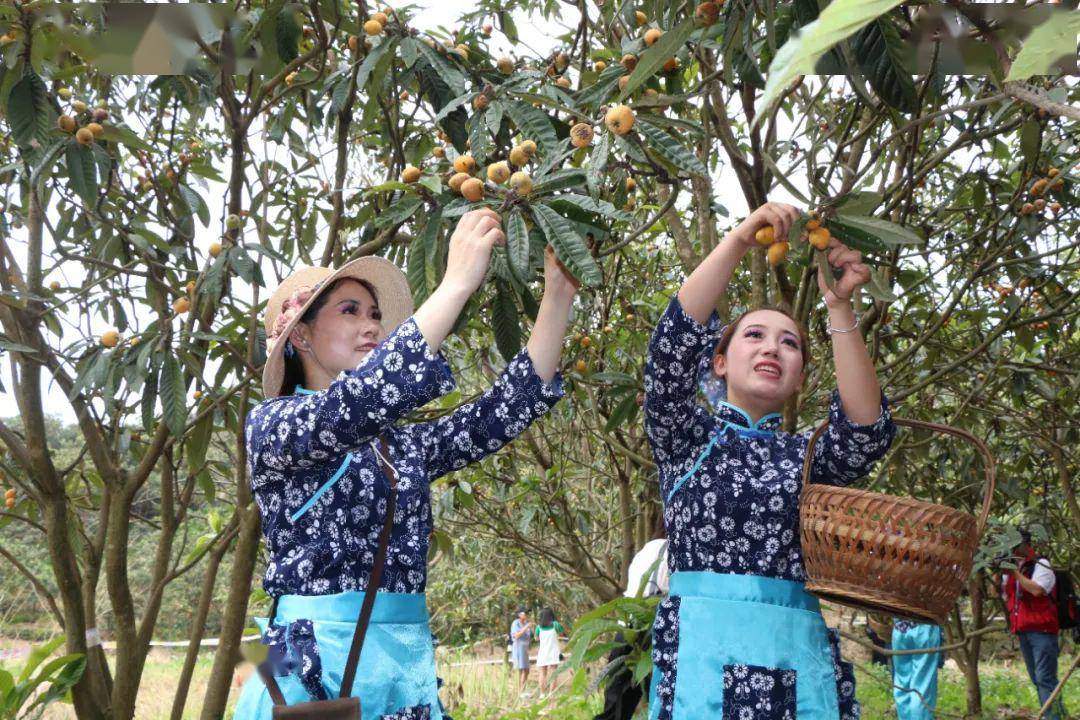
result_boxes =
[644,296,896,719]
[247,315,564,598]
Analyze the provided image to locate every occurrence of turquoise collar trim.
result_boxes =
[295,385,316,395]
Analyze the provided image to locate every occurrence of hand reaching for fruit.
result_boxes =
[543,244,580,300]
[816,239,871,307]
[736,201,801,251]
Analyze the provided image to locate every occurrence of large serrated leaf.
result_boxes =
[549,193,633,222]
[468,111,492,163]
[412,39,466,95]
[505,209,531,283]
[178,185,210,227]
[863,266,897,302]
[65,141,97,206]
[620,19,696,101]
[187,411,214,474]
[531,204,602,287]
[833,214,925,246]
[492,280,521,362]
[576,64,625,109]
[1005,9,1080,82]
[531,168,587,196]
[373,195,423,229]
[142,367,158,433]
[161,352,186,438]
[7,68,51,150]
[636,122,708,177]
[851,16,916,113]
[755,0,905,127]
[504,102,559,155]
[586,132,611,197]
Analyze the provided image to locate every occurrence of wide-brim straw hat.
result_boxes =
[261,257,413,398]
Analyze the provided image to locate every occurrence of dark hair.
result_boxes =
[712,305,811,370]
[280,277,380,395]
[539,607,555,626]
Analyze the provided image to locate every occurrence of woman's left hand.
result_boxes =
[544,245,581,299]
[817,238,871,307]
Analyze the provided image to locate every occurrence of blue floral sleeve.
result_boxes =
[246,317,455,471]
[644,295,718,468]
[418,347,564,480]
[809,390,896,486]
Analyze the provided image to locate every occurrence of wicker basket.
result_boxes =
[799,418,995,625]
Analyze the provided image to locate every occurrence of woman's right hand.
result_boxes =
[442,208,505,295]
[732,201,801,250]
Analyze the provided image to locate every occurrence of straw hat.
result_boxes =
[261,257,413,398]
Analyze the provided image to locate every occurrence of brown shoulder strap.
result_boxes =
[259,436,398,705]
[339,434,398,699]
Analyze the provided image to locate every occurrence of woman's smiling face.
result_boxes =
[713,309,806,414]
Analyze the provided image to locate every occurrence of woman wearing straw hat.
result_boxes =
[235,208,578,718]
[642,201,897,719]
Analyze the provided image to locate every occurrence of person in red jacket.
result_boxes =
[995,529,1061,720]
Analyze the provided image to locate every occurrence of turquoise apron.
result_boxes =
[649,571,840,719]
[234,590,444,719]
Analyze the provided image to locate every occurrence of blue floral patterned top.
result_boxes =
[246,317,564,598]
[644,295,897,583]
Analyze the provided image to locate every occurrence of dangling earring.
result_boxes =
[284,341,296,358]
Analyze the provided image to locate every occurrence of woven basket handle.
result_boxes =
[800,416,997,535]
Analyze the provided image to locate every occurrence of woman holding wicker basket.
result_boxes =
[642,200,897,719]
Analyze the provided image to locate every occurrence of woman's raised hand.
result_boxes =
[733,201,801,250]
[443,208,506,295]
[816,238,871,307]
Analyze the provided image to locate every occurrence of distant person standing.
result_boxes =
[890,619,943,720]
[510,607,536,697]
[996,529,1062,720]
[534,607,567,696]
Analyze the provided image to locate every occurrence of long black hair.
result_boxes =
[539,607,556,627]
[280,277,380,395]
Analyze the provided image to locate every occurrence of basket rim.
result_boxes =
[800,483,981,523]
[800,416,996,535]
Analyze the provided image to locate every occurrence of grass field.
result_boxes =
[4,644,1077,718]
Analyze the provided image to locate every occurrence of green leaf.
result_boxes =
[605,394,639,432]
[619,19,695,101]
[372,195,423,229]
[832,190,883,216]
[17,637,64,683]
[504,102,559,155]
[275,7,301,63]
[505,209,531,283]
[754,0,905,127]
[548,193,633,222]
[66,141,98,205]
[1005,10,1080,82]
[468,111,492,163]
[492,280,521,362]
[178,185,210,227]
[531,204,602,287]
[576,64,624,109]
[592,371,637,386]
[355,37,394,91]
[586,131,611,197]
[161,352,187,438]
[850,16,916,113]
[1020,119,1041,166]
[7,68,51,150]
[141,368,158,433]
[833,214,925,246]
[412,38,466,95]
[95,123,152,153]
[863,266,897,302]
[636,122,708,177]
[531,168,587,195]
